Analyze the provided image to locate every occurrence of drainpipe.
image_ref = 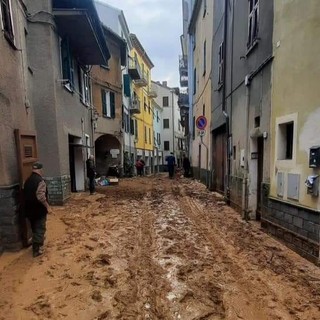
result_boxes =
[243,80,250,221]
[222,0,230,201]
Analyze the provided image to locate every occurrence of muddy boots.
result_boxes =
[32,244,44,258]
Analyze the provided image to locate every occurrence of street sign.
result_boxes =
[199,130,206,137]
[196,116,207,130]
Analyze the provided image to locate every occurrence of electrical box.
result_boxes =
[305,175,319,197]
[309,146,320,168]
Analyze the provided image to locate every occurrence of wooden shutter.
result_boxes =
[110,92,115,118]
[101,89,107,116]
[123,74,131,97]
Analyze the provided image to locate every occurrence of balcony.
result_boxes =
[178,93,189,107]
[147,89,157,98]
[179,55,188,87]
[134,70,148,87]
[130,97,141,114]
[128,56,141,80]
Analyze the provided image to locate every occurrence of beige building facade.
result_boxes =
[188,0,213,185]
[263,0,320,262]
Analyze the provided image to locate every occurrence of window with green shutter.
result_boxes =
[61,38,74,90]
[123,74,131,97]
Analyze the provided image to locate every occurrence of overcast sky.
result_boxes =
[99,0,182,88]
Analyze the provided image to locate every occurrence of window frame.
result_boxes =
[79,67,91,107]
[164,141,170,151]
[0,0,15,46]
[101,89,115,119]
[247,0,259,50]
[163,96,169,107]
[163,119,170,129]
[218,42,224,86]
[193,68,197,95]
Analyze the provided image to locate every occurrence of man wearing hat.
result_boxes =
[24,162,50,257]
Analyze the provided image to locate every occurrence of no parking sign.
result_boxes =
[196,116,207,130]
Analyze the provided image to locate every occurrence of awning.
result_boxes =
[53,0,110,65]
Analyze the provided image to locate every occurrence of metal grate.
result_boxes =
[24,145,33,158]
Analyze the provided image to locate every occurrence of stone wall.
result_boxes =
[261,183,320,262]
[46,175,71,205]
[0,185,22,251]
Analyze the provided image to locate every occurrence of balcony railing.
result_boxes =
[130,97,141,114]
[128,56,141,80]
[134,70,148,87]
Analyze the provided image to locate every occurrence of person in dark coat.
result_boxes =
[166,153,176,179]
[183,155,191,177]
[86,155,96,195]
[24,162,50,257]
[135,158,145,176]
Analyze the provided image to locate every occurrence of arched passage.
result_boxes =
[95,134,121,176]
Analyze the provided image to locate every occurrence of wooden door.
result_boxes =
[15,130,38,247]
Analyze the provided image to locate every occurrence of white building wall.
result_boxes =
[153,82,185,167]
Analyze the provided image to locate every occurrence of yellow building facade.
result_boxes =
[130,34,155,172]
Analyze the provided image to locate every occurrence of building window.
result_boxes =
[163,96,169,107]
[101,89,115,118]
[144,96,147,111]
[1,0,14,44]
[203,40,206,75]
[79,68,91,106]
[163,119,169,129]
[130,118,134,135]
[157,133,161,145]
[164,141,170,151]
[144,126,147,143]
[203,0,207,17]
[61,38,74,91]
[203,104,206,116]
[156,110,159,123]
[193,68,197,94]
[248,0,259,49]
[85,134,90,159]
[278,121,294,160]
[148,102,151,114]
[134,119,138,138]
[149,127,151,144]
[218,42,224,86]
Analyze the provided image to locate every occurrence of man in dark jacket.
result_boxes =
[183,155,191,177]
[24,162,50,257]
[86,155,96,194]
[166,153,176,179]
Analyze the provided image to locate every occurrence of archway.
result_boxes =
[95,134,121,176]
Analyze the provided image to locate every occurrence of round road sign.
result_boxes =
[196,116,207,130]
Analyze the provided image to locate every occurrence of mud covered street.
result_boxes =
[0,175,320,320]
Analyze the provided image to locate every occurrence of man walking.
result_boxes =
[24,162,50,257]
[166,152,176,179]
[86,155,96,195]
[183,155,191,177]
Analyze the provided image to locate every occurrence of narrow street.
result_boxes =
[0,176,320,320]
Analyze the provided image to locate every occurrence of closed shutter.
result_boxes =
[101,89,107,116]
[110,92,115,118]
[123,74,131,97]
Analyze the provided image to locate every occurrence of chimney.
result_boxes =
[162,81,167,87]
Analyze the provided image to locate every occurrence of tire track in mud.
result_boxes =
[176,182,320,320]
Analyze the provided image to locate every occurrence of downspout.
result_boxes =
[222,0,230,200]
[243,80,250,221]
